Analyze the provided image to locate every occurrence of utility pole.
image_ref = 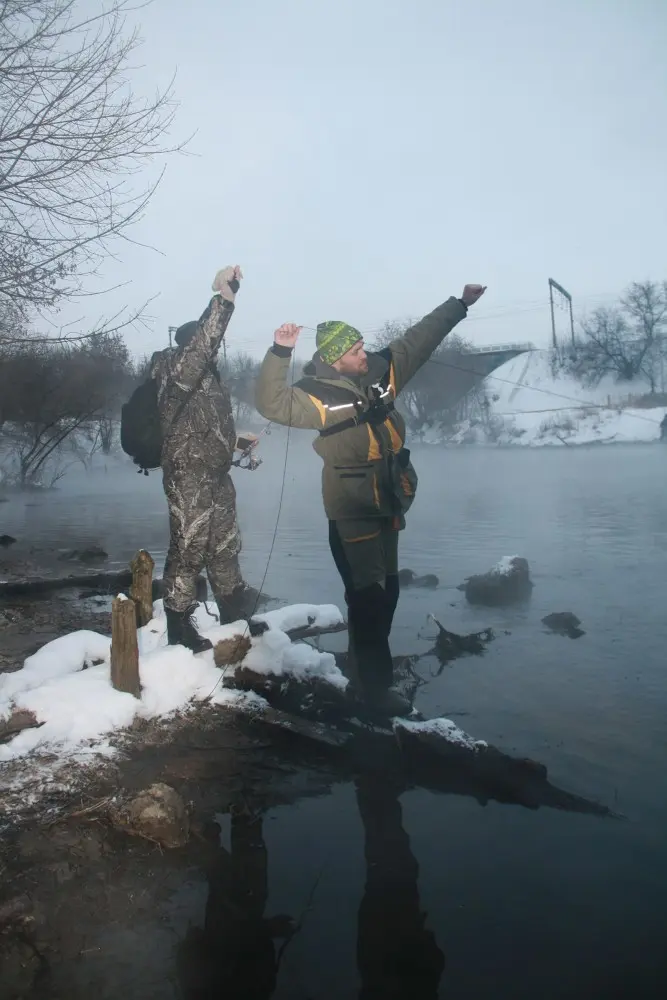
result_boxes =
[548,278,575,348]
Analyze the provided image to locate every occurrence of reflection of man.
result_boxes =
[356,771,445,998]
[150,266,254,652]
[177,805,292,999]
[255,284,486,716]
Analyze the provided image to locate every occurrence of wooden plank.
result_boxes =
[110,595,141,698]
[130,549,155,627]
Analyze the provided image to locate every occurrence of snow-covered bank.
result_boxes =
[434,351,667,447]
[0,601,346,766]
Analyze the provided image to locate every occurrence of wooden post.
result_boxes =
[111,596,141,698]
[130,549,155,627]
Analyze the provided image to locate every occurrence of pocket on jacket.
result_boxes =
[326,464,381,518]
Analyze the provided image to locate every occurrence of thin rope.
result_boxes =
[204,352,296,701]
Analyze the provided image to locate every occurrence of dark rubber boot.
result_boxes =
[385,574,400,630]
[165,604,213,653]
[365,687,412,718]
[214,584,249,625]
[212,584,267,637]
[347,583,411,717]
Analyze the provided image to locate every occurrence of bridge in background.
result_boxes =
[460,341,536,376]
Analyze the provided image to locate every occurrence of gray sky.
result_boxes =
[58,0,667,358]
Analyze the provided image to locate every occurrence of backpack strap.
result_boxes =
[296,361,395,440]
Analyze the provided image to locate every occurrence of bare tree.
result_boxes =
[560,281,667,390]
[0,0,181,317]
[0,330,132,484]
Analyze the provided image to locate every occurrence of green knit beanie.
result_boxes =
[316,320,363,365]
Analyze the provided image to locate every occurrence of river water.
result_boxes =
[2,438,667,997]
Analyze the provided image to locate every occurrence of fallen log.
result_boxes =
[220,651,613,819]
[243,703,352,748]
[285,620,347,642]
[220,689,613,818]
[393,719,612,817]
[0,570,208,601]
[224,665,351,722]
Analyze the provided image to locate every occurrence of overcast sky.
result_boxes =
[57,0,667,358]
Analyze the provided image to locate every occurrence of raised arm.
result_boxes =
[170,266,242,389]
[389,284,486,395]
[255,324,327,430]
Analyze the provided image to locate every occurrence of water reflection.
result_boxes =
[355,769,445,999]
[177,804,293,998]
[180,764,445,999]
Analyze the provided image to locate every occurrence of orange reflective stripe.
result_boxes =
[385,418,402,453]
[306,393,326,426]
[366,424,381,461]
[389,361,397,395]
[345,530,382,543]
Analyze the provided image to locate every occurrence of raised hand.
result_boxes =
[212,265,243,302]
[274,323,302,348]
[461,284,487,307]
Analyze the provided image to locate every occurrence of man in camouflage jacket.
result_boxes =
[255,283,486,714]
[151,266,248,652]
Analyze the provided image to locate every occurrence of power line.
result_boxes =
[423,353,664,427]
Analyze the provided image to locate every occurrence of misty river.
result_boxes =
[2,437,667,997]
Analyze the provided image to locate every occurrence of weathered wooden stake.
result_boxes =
[130,549,155,627]
[110,595,141,698]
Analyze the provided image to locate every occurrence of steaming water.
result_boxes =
[2,437,667,996]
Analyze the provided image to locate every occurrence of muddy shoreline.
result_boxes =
[0,703,345,999]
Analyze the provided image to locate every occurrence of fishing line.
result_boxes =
[204,350,296,701]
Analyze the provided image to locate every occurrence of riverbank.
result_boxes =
[425,350,667,447]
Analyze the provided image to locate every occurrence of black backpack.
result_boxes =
[120,377,162,474]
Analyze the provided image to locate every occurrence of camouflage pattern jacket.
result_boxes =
[150,296,237,479]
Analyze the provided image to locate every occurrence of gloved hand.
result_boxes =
[212,265,243,303]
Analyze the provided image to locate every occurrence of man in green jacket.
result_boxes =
[255,283,486,716]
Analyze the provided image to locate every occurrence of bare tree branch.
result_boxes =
[0,0,185,316]
[559,281,667,390]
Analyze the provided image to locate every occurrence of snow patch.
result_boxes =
[0,601,346,763]
[435,351,667,447]
[492,555,520,576]
[243,628,347,691]
[396,716,488,751]
[253,603,343,633]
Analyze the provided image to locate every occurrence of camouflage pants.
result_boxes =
[162,469,242,612]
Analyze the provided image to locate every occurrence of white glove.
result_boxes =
[212,265,243,303]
